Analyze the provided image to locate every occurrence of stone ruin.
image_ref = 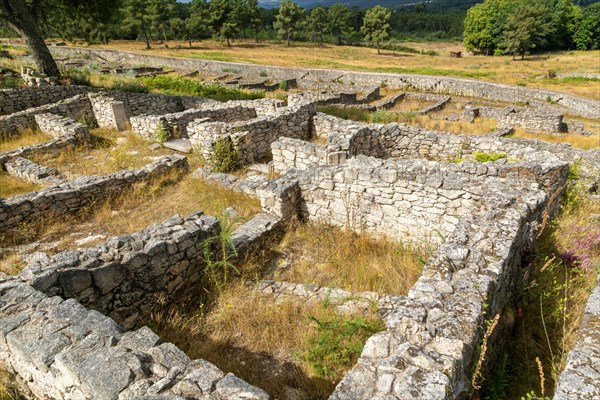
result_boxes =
[0,56,599,400]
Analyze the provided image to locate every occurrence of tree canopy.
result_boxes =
[361,5,391,55]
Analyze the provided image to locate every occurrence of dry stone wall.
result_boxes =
[0,95,94,138]
[130,105,257,141]
[274,113,599,182]
[476,106,566,133]
[189,101,316,165]
[4,157,62,185]
[33,113,89,139]
[0,155,188,232]
[553,274,600,400]
[0,279,269,400]
[0,86,92,116]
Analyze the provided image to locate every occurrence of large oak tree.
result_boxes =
[0,0,119,77]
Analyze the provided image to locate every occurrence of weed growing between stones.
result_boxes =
[480,166,599,398]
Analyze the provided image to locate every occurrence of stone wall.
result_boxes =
[0,95,94,139]
[0,155,188,232]
[189,101,316,165]
[87,93,128,131]
[553,274,600,400]
[0,86,92,116]
[18,212,219,329]
[33,113,89,139]
[130,105,257,141]
[295,156,565,243]
[477,106,566,133]
[0,279,269,400]
[288,92,357,107]
[4,157,62,185]
[49,47,600,119]
[277,113,599,181]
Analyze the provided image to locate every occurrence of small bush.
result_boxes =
[259,70,268,77]
[473,152,507,162]
[211,136,239,173]
[278,80,288,91]
[154,125,168,144]
[547,69,557,79]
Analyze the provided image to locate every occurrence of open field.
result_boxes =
[51,39,600,101]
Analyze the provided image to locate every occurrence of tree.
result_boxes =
[463,0,518,55]
[573,3,600,49]
[274,0,304,47]
[122,0,153,49]
[327,4,351,45]
[308,6,327,45]
[148,0,176,43]
[0,0,119,77]
[208,0,238,46]
[500,4,550,59]
[246,0,262,42]
[361,5,391,55]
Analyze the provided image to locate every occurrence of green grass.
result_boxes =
[368,66,496,79]
[473,151,507,162]
[139,75,264,101]
[304,309,384,379]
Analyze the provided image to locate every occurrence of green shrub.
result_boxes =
[111,79,149,93]
[547,69,557,79]
[259,70,268,77]
[473,152,507,162]
[278,80,288,90]
[211,136,239,173]
[154,124,169,143]
[304,310,383,379]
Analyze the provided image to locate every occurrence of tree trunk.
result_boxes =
[0,0,60,77]
[287,32,291,47]
[226,37,231,47]
[337,36,342,46]
[377,41,380,55]
[142,26,151,49]
[319,32,322,45]
[161,26,168,43]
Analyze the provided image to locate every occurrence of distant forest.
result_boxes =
[0,0,598,51]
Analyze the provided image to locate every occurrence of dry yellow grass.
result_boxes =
[0,129,51,152]
[413,115,497,134]
[14,173,261,251]
[32,129,178,178]
[512,129,600,150]
[267,222,428,295]
[150,283,383,399]
[0,170,41,198]
[72,40,600,100]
